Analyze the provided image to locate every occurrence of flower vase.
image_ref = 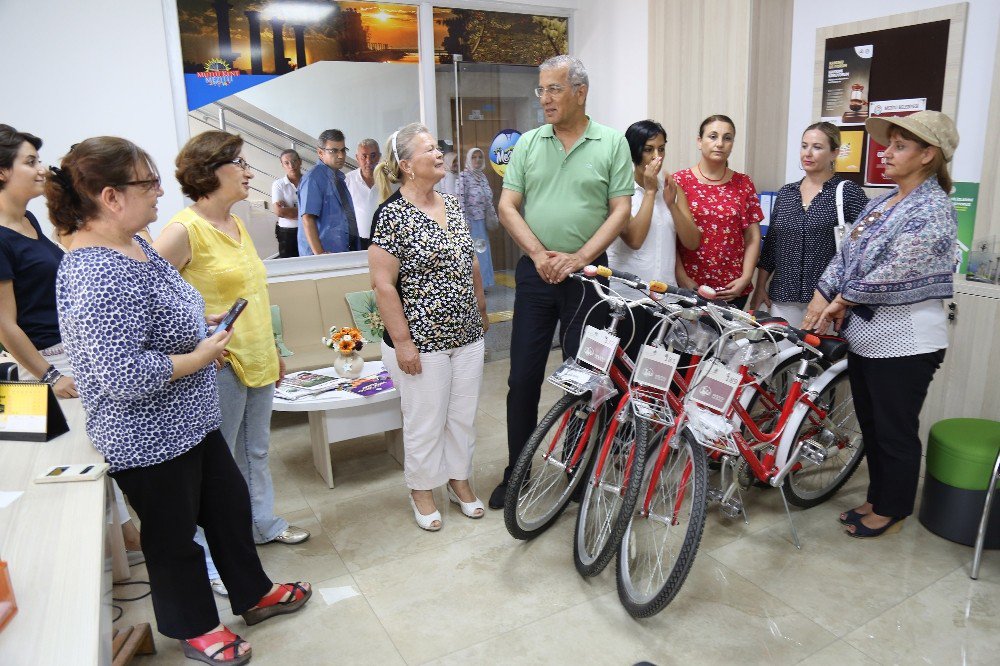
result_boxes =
[333,351,364,379]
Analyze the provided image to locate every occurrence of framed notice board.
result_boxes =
[812,4,967,188]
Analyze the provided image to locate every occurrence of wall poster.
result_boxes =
[864,97,927,186]
[835,130,865,173]
[821,45,873,124]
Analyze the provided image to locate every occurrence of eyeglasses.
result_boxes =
[533,84,580,98]
[320,147,349,155]
[215,157,251,171]
[116,177,161,191]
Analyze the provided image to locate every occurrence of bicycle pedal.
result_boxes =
[801,438,827,465]
[720,499,743,519]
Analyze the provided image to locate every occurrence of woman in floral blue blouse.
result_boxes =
[805,111,959,539]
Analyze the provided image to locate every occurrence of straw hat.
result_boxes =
[865,110,959,161]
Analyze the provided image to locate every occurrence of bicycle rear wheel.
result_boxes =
[574,404,648,577]
[504,392,600,540]
[783,370,864,508]
[616,429,707,618]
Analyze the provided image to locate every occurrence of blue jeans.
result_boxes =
[197,366,288,577]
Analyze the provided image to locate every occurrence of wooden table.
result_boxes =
[0,399,115,665]
[273,362,404,488]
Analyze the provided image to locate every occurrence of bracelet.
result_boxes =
[41,365,62,385]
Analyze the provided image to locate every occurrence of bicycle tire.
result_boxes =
[574,405,649,577]
[504,392,600,540]
[783,369,864,508]
[616,429,708,618]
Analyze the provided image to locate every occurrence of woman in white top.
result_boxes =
[606,120,700,358]
[805,111,959,539]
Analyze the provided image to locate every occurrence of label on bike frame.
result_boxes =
[690,360,742,413]
[576,325,619,374]
[634,345,680,391]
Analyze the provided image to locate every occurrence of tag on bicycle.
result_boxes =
[576,325,619,374]
[634,345,680,392]
[690,360,741,414]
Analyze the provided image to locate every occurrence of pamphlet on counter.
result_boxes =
[275,370,394,401]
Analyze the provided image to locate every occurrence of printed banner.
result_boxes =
[433,8,568,65]
[864,98,927,186]
[821,44,874,125]
[950,182,978,272]
[177,1,418,110]
[835,130,865,173]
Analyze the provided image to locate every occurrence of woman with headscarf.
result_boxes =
[457,147,497,289]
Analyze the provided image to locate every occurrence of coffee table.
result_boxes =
[272,361,403,488]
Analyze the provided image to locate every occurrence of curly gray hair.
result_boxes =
[539,55,588,88]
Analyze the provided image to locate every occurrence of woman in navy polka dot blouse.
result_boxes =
[50,137,310,663]
[750,122,867,326]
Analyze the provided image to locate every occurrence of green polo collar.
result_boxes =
[538,117,600,140]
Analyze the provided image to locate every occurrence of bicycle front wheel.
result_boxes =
[574,405,648,577]
[504,392,600,540]
[783,369,864,507]
[616,429,708,618]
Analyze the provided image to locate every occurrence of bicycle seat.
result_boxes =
[756,316,789,326]
[814,335,849,363]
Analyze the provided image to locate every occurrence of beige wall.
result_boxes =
[978,30,1000,239]
[648,0,793,190]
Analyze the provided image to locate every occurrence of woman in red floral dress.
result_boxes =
[674,114,763,309]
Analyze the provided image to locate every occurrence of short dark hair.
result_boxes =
[175,131,243,200]
[0,125,43,191]
[625,120,667,166]
[45,137,158,234]
[318,129,345,145]
[699,114,736,137]
[279,149,301,162]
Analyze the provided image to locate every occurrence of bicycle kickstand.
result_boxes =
[779,485,802,550]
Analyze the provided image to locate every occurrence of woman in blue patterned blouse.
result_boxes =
[805,111,959,539]
[49,137,310,664]
[750,122,868,326]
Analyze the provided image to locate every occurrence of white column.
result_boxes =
[417,2,438,138]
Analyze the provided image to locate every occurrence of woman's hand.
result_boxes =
[801,291,831,331]
[53,375,79,399]
[276,351,286,388]
[206,312,226,329]
[642,157,662,192]
[662,172,678,205]
[748,291,772,313]
[195,327,233,368]
[816,299,849,333]
[715,275,751,301]
[481,310,490,334]
[396,339,422,375]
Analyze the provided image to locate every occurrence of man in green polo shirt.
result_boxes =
[489,54,633,510]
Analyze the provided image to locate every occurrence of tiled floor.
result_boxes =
[118,353,1000,665]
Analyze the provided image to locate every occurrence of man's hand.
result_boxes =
[546,251,585,283]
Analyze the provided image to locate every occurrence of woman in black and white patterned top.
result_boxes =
[750,122,867,326]
[370,122,488,531]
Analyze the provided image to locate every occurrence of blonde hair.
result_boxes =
[374,122,428,204]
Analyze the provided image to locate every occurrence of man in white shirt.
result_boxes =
[343,138,381,249]
[272,149,304,258]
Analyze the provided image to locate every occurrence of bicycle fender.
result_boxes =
[773,358,849,466]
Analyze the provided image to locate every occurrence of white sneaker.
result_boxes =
[210,579,229,597]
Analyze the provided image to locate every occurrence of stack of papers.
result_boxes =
[275,370,394,401]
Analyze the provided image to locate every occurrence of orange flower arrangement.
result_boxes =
[322,326,365,355]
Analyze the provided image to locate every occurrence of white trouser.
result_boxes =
[770,301,808,329]
[21,345,133,527]
[381,338,485,490]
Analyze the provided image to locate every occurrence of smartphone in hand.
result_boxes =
[211,298,248,334]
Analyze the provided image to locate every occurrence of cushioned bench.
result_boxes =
[918,418,1000,548]
[268,273,381,374]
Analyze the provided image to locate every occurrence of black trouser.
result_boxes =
[112,430,272,639]
[504,254,608,482]
[847,349,944,518]
[275,225,299,258]
[617,298,659,362]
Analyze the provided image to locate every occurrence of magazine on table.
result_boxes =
[275,369,394,401]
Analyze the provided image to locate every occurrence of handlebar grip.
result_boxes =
[591,264,640,283]
[648,280,668,294]
[802,333,821,347]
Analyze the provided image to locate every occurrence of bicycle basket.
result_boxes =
[718,334,781,378]
[665,317,719,355]
[547,358,617,408]
[629,344,680,427]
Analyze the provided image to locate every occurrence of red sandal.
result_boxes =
[242,581,312,626]
[181,625,251,664]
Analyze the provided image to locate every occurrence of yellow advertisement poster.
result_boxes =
[836,130,864,173]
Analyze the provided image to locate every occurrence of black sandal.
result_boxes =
[839,508,866,525]
[846,516,905,538]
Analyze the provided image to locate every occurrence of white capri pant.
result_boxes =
[769,301,808,329]
[381,338,485,490]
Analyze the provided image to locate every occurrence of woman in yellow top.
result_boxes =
[156,132,309,592]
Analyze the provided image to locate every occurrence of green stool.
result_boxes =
[919,419,1000,553]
